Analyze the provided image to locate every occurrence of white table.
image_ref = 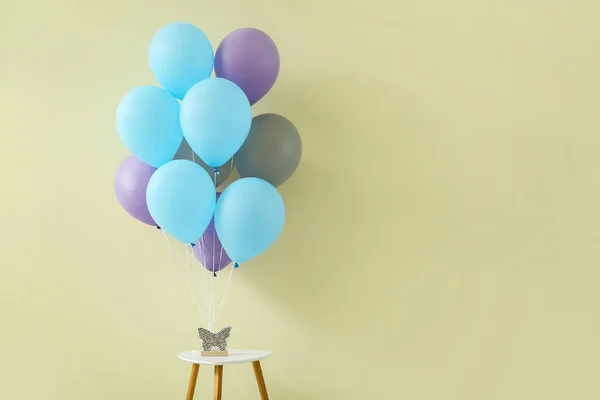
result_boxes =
[178,350,272,399]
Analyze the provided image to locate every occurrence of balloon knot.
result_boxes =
[234,262,239,269]
[156,226,161,230]
[190,243,196,248]
[213,272,217,277]
[213,167,220,175]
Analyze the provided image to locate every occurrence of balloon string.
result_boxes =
[206,260,214,328]
[184,244,207,316]
[213,238,225,326]
[217,243,224,292]
[161,231,205,321]
[209,269,216,329]
[199,235,210,321]
[209,171,218,327]
[208,273,214,327]
[215,265,235,327]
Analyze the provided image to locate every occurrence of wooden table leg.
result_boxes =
[252,361,269,400]
[214,365,223,400]
[186,364,200,400]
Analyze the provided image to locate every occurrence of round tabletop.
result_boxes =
[178,349,272,366]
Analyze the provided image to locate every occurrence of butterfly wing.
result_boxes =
[198,328,216,343]
[217,326,232,340]
[214,327,232,351]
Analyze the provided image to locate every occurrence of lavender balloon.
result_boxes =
[193,193,232,272]
[215,28,280,105]
[114,156,157,226]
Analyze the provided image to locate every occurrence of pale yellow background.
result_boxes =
[2,0,600,399]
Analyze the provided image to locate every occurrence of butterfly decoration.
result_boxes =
[198,326,232,351]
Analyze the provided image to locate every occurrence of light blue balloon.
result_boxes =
[215,178,285,263]
[116,86,182,168]
[149,22,214,99]
[180,78,252,167]
[146,160,216,244]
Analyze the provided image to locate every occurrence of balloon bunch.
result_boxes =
[113,22,302,275]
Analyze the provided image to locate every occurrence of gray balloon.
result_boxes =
[173,139,233,187]
[234,113,302,187]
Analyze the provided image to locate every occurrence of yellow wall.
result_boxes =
[2,0,600,399]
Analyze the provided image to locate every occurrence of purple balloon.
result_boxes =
[193,193,232,272]
[215,28,280,105]
[114,156,157,226]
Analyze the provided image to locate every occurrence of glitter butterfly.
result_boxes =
[198,326,232,351]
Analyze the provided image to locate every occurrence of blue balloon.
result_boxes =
[116,86,182,168]
[180,78,252,167]
[146,160,216,244]
[149,22,214,99]
[215,178,285,263]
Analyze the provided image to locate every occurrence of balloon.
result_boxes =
[234,113,302,187]
[114,156,157,226]
[146,160,216,244]
[149,22,214,99]
[180,78,251,167]
[215,178,285,263]
[193,193,232,272]
[116,86,183,168]
[215,28,280,105]
[173,139,232,187]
